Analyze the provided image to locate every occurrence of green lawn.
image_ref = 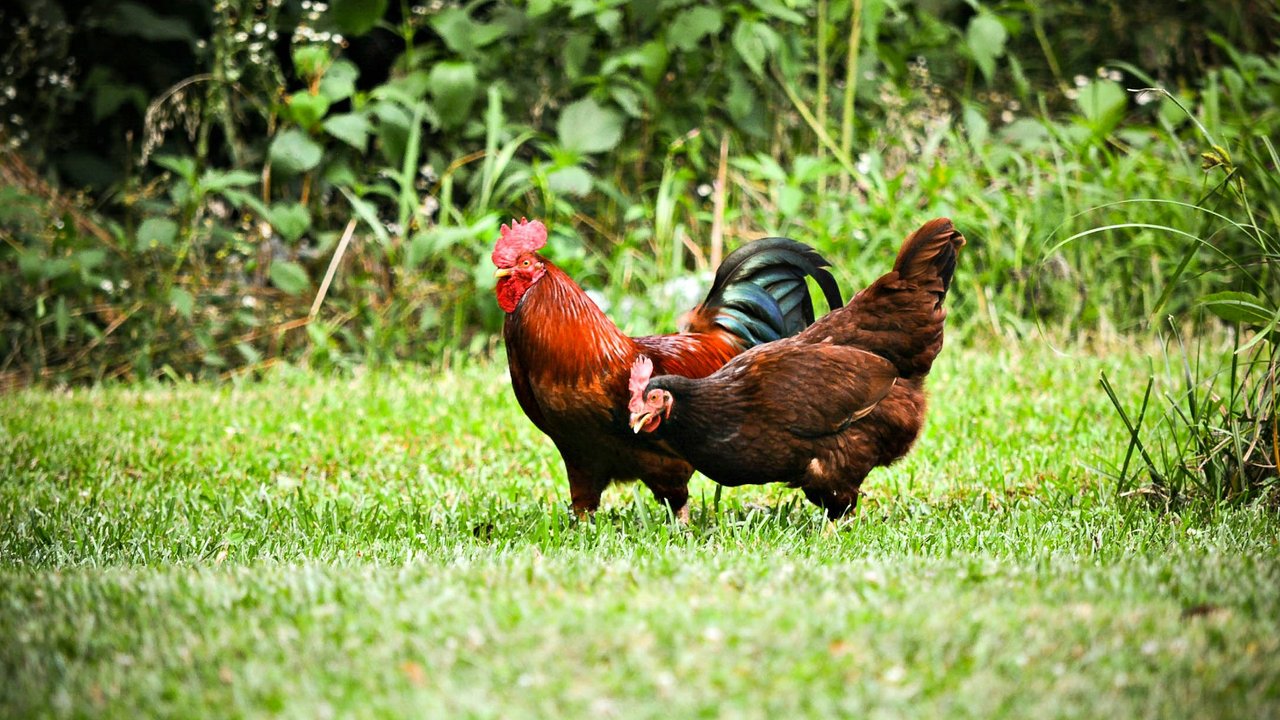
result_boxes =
[1,341,1277,718]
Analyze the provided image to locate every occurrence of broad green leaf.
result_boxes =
[154,155,197,183]
[376,123,409,167]
[169,287,194,319]
[1076,80,1127,131]
[778,185,804,217]
[1000,118,1049,148]
[609,86,644,118]
[602,42,669,87]
[557,98,623,154]
[371,100,412,130]
[595,8,622,34]
[319,59,359,102]
[749,0,805,24]
[632,41,670,86]
[563,34,593,81]
[287,92,331,131]
[547,166,593,196]
[323,161,359,188]
[19,253,71,281]
[668,7,723,52]
[200,169,259,193]
[966,14,1008,83]
[268,203,311,243]
[732,20,777,78]
[235,342,262,364]
[427,61,478,129]
[328,0,388,37]
[963,105,989,147]
[75,249,107,272]
[323,112,371,151]
[1201,291,1277,328]
[429,8,506,56]
[292,46,331,82]
[726,71,758,126]
[137,217,178,249]
[373,71,432,106]
[270,260,311,295]
[220,189,270,218]
[269,130,323,175]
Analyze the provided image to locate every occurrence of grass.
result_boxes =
[1,340,1278,717]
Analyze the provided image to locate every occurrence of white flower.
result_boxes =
[855,152,872,174]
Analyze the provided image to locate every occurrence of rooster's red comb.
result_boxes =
[492,218,548,267]
[627,356,654,412]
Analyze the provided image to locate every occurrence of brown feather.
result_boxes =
[634,218,966,519]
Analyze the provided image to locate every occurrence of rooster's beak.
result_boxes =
[494,268,513,279]
[629,413,651,434]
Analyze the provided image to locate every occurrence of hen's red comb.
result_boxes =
[627,356,654,412]
[491,218,548,267]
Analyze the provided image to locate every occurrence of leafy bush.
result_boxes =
[1096,82,1280,505]
[1,0,1278,385]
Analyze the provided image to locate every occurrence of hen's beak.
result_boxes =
[494,268,513,279]
[629,413,651,434]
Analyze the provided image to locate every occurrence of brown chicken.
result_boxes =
[493,218,843,517]
[627,218,965,519]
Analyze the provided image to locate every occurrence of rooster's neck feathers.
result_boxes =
[508,263,633,380]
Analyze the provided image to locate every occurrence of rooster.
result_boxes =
[627,218,965,519]
[493,218,843,518]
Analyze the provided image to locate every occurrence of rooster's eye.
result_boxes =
[521,259,531,267]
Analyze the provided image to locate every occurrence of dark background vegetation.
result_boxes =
[1,0,1277,390]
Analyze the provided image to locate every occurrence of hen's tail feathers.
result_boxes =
[892,217,966,310]
[814,218,965,379]
[683,238,845,347]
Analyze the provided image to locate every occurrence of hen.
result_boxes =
[627,218,965,519]
[493,218,843,517]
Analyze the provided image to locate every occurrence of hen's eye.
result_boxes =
[521,259,531,267]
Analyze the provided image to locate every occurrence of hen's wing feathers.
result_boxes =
[748,344,899,439]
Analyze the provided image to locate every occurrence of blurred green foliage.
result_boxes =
[0,0,1277,385]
